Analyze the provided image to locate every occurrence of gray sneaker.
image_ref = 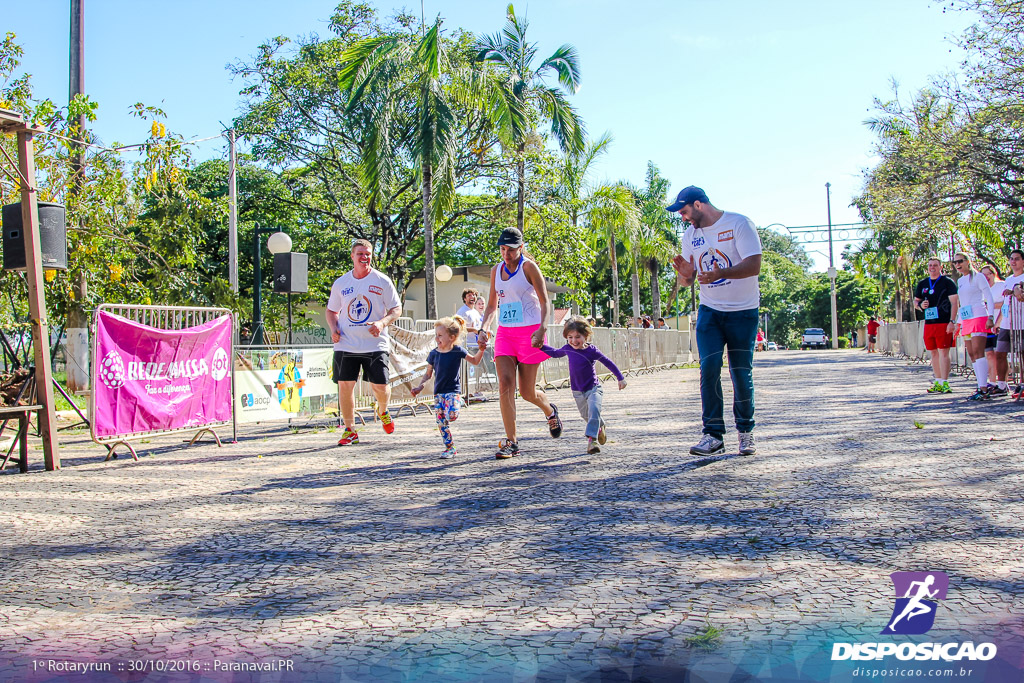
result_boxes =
[739,432,756,455]
[690,434,725,456]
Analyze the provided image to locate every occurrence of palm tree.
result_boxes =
[549,132,613,229]
[627,163,680,320]
[587,184,640,325]
[475,3,585,232]
[627,220,677,321]
[544,132,612,313]
[339,20,480,318]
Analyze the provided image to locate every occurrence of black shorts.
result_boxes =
[332,350,390,384]
[986,333,998,350]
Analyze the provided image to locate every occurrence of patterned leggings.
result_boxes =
[434,392,462,449]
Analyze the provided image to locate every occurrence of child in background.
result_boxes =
[411,316,487,459]
[537,316,627,454]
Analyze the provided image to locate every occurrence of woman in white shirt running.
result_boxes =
[479,228,562,459]
[952,253,996,400]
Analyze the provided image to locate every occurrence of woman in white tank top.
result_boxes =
[479,228,563,459]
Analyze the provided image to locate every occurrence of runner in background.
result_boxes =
[951,252,996,400]
[913,258,957,394]
[866,317,880,353]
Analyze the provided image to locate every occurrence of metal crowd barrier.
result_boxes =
[1006,297,1024,396]
[471,325,693,395]
[90,304,234,460]
[877,320,970,376]
[239,323,695,428]
[874,312,1024,383]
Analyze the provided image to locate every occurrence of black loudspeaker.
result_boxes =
[273,252,308,294]
[2,202,68,271]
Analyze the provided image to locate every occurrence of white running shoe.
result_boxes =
[739,432,756,456]
[690,434,725,456]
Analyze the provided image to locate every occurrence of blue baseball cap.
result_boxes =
[665,186,710,212]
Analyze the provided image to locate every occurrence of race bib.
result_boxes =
[499,301,524,324]
[959,305,974,321]
[924,307,938,320]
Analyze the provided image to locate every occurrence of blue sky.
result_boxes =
[7,1,975,271]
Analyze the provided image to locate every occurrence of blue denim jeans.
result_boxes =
[696,305,758,438]
[572,384,605,439]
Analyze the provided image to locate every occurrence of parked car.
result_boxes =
[800,328,828,350]
[766,341,779,351]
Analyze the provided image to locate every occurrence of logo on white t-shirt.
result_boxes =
[700,248,733,285]
[347,296,372,324]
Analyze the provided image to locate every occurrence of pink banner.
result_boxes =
[93,311,233,438]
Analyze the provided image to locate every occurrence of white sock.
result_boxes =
[999,381,1008,390]
[974,358,989,389]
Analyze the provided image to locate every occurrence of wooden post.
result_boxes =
[17,128,61,470]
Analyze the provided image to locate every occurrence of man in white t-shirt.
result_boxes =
[456,287,483,347]
[669,186,762,457]
[995,249,1024,395]
[325,239,403,446]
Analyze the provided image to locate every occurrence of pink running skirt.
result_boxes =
[494,323,549,364]
[959,316,988,337]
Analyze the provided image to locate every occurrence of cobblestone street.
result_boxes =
[1,350,1022,682]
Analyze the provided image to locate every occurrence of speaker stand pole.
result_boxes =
[287,293,292,346]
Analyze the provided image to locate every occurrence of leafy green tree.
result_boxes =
[231,3,508,292]
[796,271,879,339]
[338,18,516,317]
[855,1,1024,299]
[751,227,813,345]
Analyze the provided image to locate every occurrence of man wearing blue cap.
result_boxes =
[668,186,762,456]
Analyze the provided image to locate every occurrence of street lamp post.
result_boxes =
[826,183,839,350]
[251,225,292,345]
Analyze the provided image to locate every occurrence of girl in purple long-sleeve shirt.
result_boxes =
[538,316,627,454]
